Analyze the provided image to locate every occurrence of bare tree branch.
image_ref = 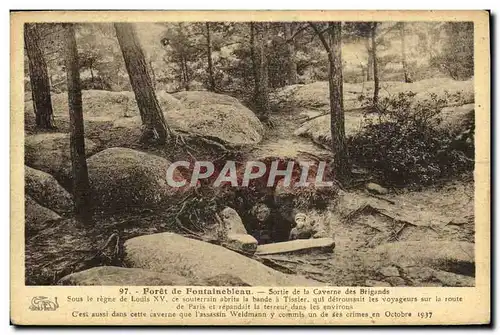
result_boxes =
[309,22,331,57]
[286,23,309,42]
[375,22,400,44]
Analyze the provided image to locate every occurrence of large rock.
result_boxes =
[255,238,335,256]
[26,90,183,121]
[217,207,258,254]
[25,195,61,232]
[172,91,242,108]
[293,79,474,147]
[434,103,475,135]
[170,91,263,146]
[220,207,247,235]
[168,104,263,146]
[108,94,263,148]
[25,90,183,144]
[281,78,473,111]
[86,148,188,210]
[124,233,320,286]
[431,269,475,287]
[25,166,73,214]
[59,266,252,286]
[58,266,197,285]
[372,241,474,276]
[25,133,99,182]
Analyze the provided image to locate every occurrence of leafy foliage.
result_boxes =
[430,22,474,80]
[349,92,474,187]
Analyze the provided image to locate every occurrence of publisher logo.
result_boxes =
[29,296,59,311]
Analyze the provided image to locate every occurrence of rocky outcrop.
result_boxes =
[220,207,247,235]
[25,133,99,182]
[372,241,474,276]
[86,147,189,210]
[25,195,61,232]
[217,207,258,254]
[124,232,320,286]
[58,266,254,286]
[25,166,73,214]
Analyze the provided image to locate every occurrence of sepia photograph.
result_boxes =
[21,18,478,288]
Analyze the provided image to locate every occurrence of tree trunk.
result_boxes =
[62,23,92,224]
[149,60,156,90]
[114,23,172,144]
[400,22,411,83]
[283,23,298,85]
[24,23,54,129]
[371,23,380,106]
[252,22,270,122]
[365,37,373,81]
[326,23,349,182]
[206,22,216,92]
[249,23,258,90]
[182,56,190,91]
[89,61,95,86]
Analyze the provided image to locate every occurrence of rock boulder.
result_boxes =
[86,147,188,210]
[25,133,99,182]
[25,166,73,214]
[124,232,320,286]
[25,195,61,232]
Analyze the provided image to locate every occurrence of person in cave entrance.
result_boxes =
[246,198,295,244]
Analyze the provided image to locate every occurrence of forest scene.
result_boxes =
[24,21,475,287]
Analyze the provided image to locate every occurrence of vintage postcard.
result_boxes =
[10,10,490,325]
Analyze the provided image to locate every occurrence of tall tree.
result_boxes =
[365,37,373,81]
[114,23,172,144]
[250,22,271,122]
[283,23,298,85]
[62,23,92,224]
[205,22,216,91]
[343,22,379,97]
[400,22,411,83]
[370,22,380,106]
[24,23,55,129]
[310,22,350,181]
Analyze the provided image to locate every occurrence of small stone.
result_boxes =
[366,182,389,195]
[385,276,406,287]
[225,234,258,254]
[379,266,400,277]
[365,279,391,287]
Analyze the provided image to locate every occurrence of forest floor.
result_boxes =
[25,80,475,286]
[251,103,475,286]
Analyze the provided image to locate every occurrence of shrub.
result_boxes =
[348,92,474,188]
